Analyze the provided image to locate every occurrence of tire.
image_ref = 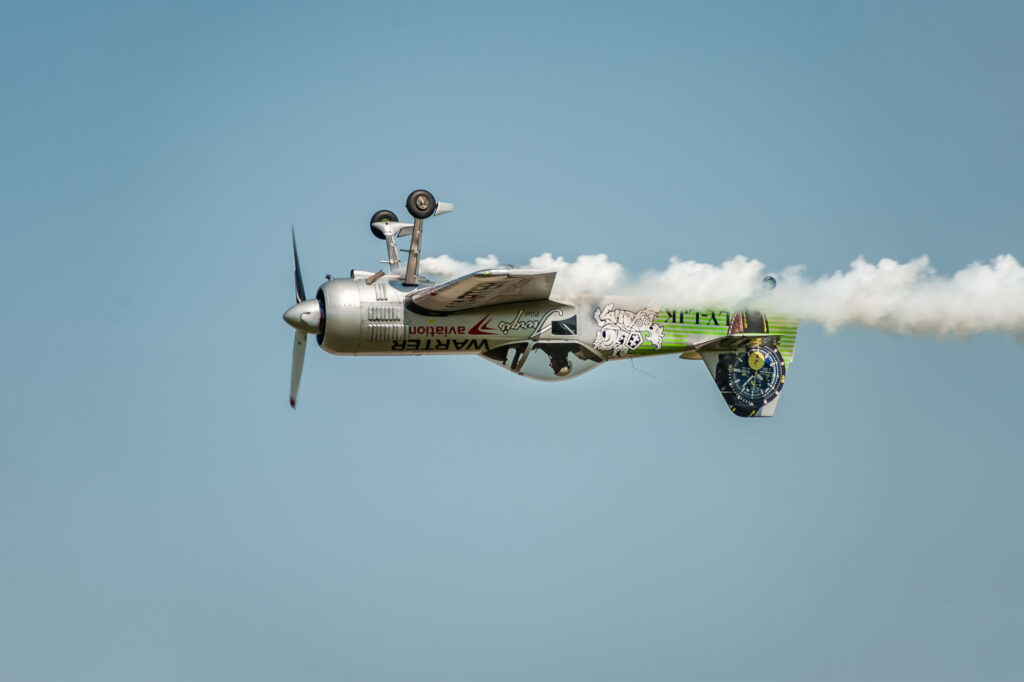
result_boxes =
[370,209,399,239]
[405,189,437,220]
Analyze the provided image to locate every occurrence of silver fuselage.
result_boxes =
[314,274,798,385]
[317,275,581,356]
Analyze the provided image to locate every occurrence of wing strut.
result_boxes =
[403,216,425,286]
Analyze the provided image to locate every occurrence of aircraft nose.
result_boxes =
[284,299,321,334]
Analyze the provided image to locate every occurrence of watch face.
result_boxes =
[716,345,786,413]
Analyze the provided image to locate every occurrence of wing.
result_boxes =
[405,269,557,314]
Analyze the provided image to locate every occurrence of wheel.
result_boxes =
[405,189,437,220]
[370,209,399,240]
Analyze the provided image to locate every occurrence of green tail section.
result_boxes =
[646,309,799,365]
[600,304,799,417]
[640,309,799,417]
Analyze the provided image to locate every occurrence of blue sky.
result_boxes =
[2,1,1023,680]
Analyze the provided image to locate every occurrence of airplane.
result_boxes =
[284,189,799,417]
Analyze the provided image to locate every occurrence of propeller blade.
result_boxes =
[292,227,306,304]
[290,330,306,408]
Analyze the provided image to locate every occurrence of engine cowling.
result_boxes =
[316,279,362,354]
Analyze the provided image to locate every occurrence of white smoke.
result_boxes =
[420,253,502,278]
[631,255,766,308]
[421,252,1024,340]
[420,252,626,293]
[526,253,626,294]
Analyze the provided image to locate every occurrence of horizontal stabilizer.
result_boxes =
[679,333,782,359]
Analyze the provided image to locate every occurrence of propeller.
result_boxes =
[284,228,321,408]
[290,329,305,408]
[292,227,306,304]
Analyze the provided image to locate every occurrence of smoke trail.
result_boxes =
[421,253,1024,340]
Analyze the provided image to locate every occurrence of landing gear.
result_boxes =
[364,189,450,284]
[405,189,437,219]
[370,209,399,240]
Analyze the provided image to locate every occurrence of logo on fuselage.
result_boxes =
[468,315,498,335]
[408,324,466,337]
[391,339,490,352]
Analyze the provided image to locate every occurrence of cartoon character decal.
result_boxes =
[592,304,665,356]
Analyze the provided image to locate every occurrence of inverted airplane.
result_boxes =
[284,189,799,417]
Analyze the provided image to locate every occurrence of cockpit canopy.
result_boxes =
[481,340,604,381]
